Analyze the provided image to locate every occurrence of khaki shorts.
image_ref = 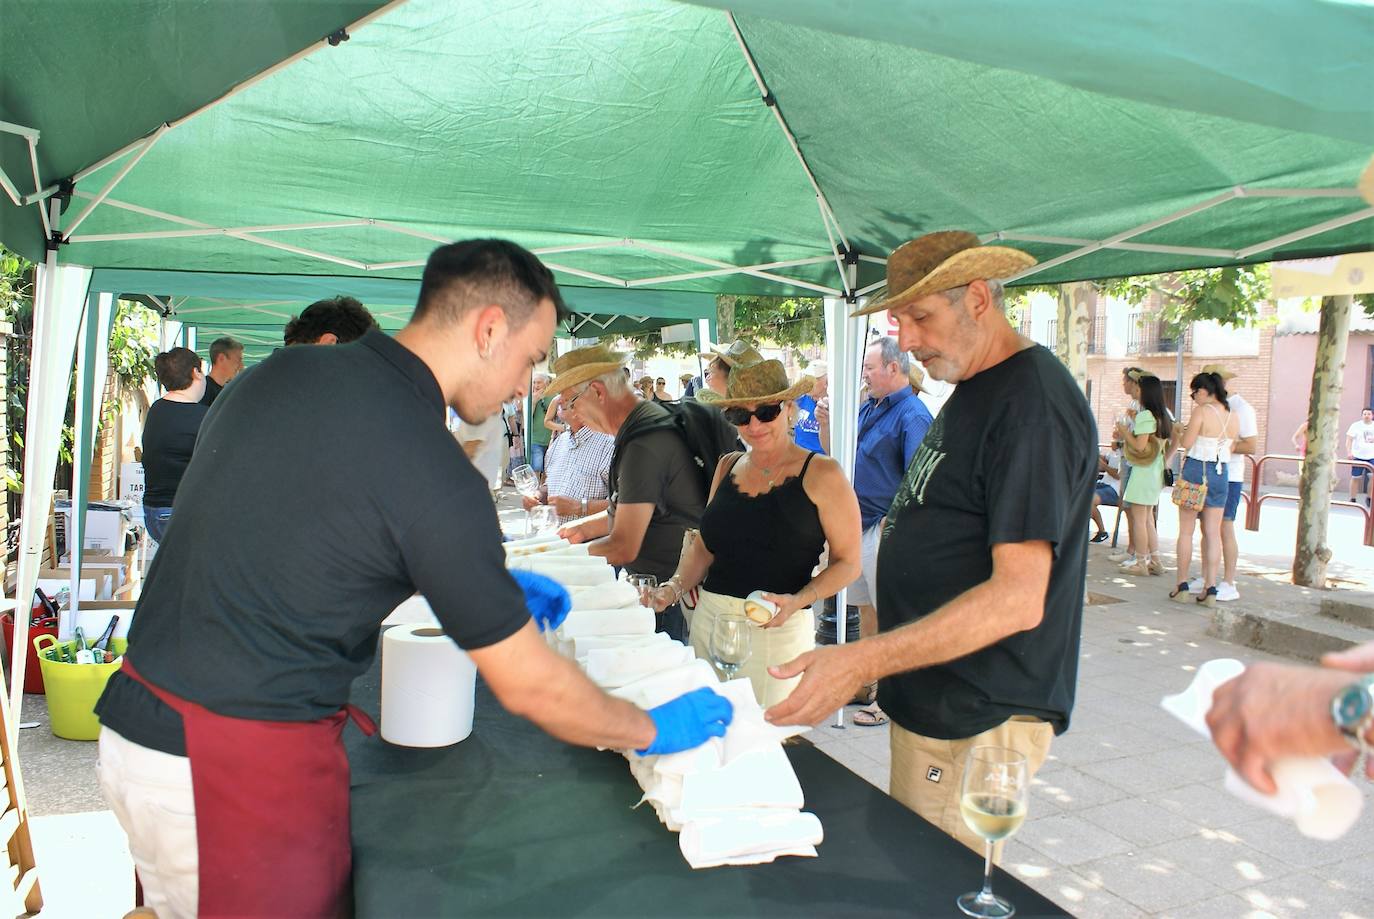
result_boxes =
[845,522,882,607]
[889,716,1054,858]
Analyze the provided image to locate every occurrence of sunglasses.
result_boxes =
[722,403,784,426]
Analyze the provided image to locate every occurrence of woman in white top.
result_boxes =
[1170,372,1240,607]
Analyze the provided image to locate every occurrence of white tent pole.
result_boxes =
[10,202,91,718]
[0,166,22,208]
[1236,207,1374,259]
[61,125,167,240]
[540,263,627,286]
[67,292,116,640]
[627,241,841,295]
[855,279,887,297]
[994,233,1237,260]
[822,258,867,729]
[69,218,372,244]
[1007,188,1245,283]
[26,138,52,240]
[724,12,852,252]
[625,255,834,286]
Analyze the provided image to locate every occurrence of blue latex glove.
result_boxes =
[636,687,734,756]
[510,570,571,632]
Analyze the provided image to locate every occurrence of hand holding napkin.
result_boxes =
[509,570,571,633]
[1161,658,1363,840]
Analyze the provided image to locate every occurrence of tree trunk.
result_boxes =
[715,295,736,344]
[1294,294,1354,588]
[1056,283,1091,395]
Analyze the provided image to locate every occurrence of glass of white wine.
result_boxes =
[957,745,1028,919]
[708,615,751,679]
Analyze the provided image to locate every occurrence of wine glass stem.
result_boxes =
[978,840,996,903]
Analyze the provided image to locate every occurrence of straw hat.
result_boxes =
[701,339,765,369]
[547,344,627,397]
[851,230,1037,317]
[908,364,926,392]
[1200,363,1236,381]
[697,359,813,408]
[807,359,828,378]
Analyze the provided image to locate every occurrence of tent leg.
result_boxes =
[68,292,116,638]
[10,210,91,721]
[823,273,868,729]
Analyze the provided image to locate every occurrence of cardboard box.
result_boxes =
[69,601,136,640]
[59,508,130,554]
[36,568,100,602]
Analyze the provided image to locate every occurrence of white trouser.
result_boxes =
[97,727,199,919]
[845,522,882,607]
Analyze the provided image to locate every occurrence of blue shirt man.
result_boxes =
[793,360,828,454]
[855,361,932,528]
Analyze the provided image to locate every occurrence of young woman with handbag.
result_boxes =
[1115,374,1172,576]
[1170,372,1240,606]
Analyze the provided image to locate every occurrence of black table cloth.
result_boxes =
[347,673,1069,918]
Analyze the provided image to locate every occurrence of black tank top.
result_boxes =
[700,452,826,599]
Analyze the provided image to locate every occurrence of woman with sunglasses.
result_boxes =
[648,360,862,706]
[653,377,673,403]
[1171,371,1239,607]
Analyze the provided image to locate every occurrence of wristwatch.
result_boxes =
[1331,674,1374,778]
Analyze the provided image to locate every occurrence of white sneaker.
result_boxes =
[1216,581,1240,602]
[1107,549,1132,562]
[1116,554,1138,568]
[1187,577,1203,595]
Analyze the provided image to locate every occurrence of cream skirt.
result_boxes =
[688,588,816,708]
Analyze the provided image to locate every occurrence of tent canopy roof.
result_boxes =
[3,0,1372,305]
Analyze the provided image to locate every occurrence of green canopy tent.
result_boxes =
[1,0,1372,809]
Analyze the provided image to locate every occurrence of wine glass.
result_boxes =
[626,574,657,608]
[708,615,751,679]
[526,504,559,536]
[957,746,1029,918]
[511,464,540,499]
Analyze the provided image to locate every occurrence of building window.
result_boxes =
[1127,310,1192,354]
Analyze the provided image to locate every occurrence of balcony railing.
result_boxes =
[1126,311,1192,354]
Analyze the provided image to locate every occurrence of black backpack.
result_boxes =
[610,400,739,499]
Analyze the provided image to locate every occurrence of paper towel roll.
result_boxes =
[381,625,477,748]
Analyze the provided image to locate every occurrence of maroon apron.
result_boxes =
[121,660,377,918]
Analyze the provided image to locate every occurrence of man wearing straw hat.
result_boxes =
[766,230,1097,854]
[553,345,736,640]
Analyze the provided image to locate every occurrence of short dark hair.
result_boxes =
[155,347,201,391]
[413,239,569,329]
[208,336,243,364]
[284,296,378,345]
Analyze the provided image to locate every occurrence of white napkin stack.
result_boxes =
[1161,658,1363,840]
[504,551,823,868]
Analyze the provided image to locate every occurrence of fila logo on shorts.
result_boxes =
[927,766,942,783]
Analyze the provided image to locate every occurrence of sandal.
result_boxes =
[1169,582,1194,604]
[853,705,889,727]
[1197,586,1218,608]
[849,682,877,706]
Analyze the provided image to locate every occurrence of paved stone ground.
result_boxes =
[15,495,1374,917]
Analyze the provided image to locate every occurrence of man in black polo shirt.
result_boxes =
[282,293,379,345]
[199,336,243,407]
[765,231,1096,855]
[95,241,732,918]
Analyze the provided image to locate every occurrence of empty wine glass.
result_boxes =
[526,504,559,536]
[708,615,751,679]
[511,464,540,498]
[956,746,1029,918]
[626,574,657,607]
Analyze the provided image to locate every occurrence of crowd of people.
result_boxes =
[110,231,1374,915]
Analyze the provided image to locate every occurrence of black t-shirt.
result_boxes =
[140,399,209,508]
[200,375,223,407]
[610,401,706,580]
[97,331,529,755]
[876,345,1096,740]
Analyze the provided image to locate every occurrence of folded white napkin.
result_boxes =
[538,543,591,558]
[555,607,657,640]
[503,533,565,554]
[584,642,697,688]
[1161,658,1363,840]
[713,678,811,765]
[569,580,641,610]
[679,743,804,813]
[610,659,719,709]
[508,558,615,586]
[678,811,823,869]
[570,632,672,662]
